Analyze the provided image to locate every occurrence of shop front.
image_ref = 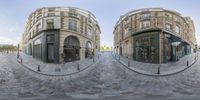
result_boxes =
[163,33,191,63]
[133,32,159,64]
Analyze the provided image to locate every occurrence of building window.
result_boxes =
[61,12,67,16]
[88,18,92,23]
[37,15,42,21]
[88,27,93,37]
[32,30,35,36]
[141,13,150,19]
[140,21,150,29]
[37,10,42,15]
[68,9,78,17]
[166,23,172,31]
[175,25,180,33]
[47,13,55,17]
[124,28,129,36]
[165,13,172,18]
[46,19,54,29]
[68,19,77,32]
[48,8,55,12]
[28,33,31,40]
[123,17,130,36]
[36,23,41,33]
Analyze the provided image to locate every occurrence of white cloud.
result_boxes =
[0,16,21,46]
[0,36,19,45]
[0,37,13,44]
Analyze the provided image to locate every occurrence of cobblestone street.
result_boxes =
[1,52,200,100]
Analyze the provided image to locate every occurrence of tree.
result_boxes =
[0,45,17,53]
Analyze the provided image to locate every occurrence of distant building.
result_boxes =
[21,7,101,63]
[100,45,113,52]
[113,8,197,64]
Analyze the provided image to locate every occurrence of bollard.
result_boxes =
[187,60,189,66]
[128,61,130,67]
[38,65,40,72]
[77,63,80,71]
[157,65,160,74]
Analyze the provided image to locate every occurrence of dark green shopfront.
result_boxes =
[132,29,191,64]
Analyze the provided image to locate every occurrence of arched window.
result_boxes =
[63,36,80,62]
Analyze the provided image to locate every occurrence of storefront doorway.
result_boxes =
[63,36,80,62]
[134,33,159,63]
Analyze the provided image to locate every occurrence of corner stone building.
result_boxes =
[114,8,197,64]
[21,7,101,63]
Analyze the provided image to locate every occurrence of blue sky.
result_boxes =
[0,0,199,46]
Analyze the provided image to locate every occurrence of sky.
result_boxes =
[0,0,199,46]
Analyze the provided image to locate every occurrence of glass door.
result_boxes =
[134,34,159,63]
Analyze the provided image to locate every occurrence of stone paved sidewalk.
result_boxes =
[113,52,199,75]
[17,52,100,76]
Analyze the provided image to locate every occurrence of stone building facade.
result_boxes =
[21,7,101,63]
[113,8,196,64]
